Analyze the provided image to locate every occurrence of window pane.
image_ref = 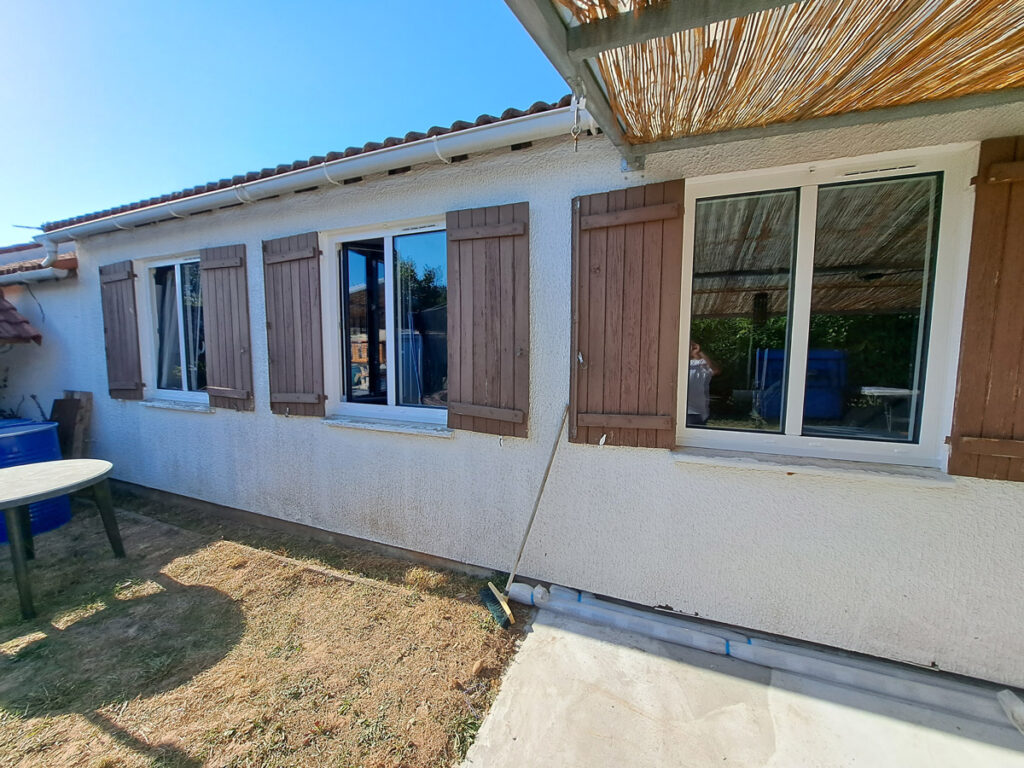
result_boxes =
[803,174,940,442]
[180,262,206,392]
[689,189,798,432]
[394,231,447,407]
[154,265,182,390]
[342,239,387,403]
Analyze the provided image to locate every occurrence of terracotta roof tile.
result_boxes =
[41,96,572,233]
[0,289,42,344]
[0,255,78,277]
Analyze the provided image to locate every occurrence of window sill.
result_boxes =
[672,446,953,487]
[139,399,215,414]
[322,414,453,439]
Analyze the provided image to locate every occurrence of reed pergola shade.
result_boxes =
[508,0,1024,164]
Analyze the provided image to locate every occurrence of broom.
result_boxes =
[480,404,569,628]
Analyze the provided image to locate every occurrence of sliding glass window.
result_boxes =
[339,228,447,413]
[152,260,206,394]
[685,171,941,448]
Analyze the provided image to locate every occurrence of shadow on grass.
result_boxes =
[1,545,243,767]
[111,484,496,601]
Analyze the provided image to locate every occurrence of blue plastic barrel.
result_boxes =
[755,349,847,421]
[0,421,71,543]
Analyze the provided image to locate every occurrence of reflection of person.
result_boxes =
[687,340,719,427]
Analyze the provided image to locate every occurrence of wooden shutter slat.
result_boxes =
[206,386,250,400]
[602,188,626,444]
[270,392,323,404]
[587,190,609,444]
[472,207,491,433]
[581,201,681,230]
[262,232,325,416]
[449,402,524,423]
[499,205,515,421]
[200,244,254,411]
[200,254,244,269]
[949,136,1024,480]
[986,160,1024,184]
[571,181,685,448]
[264,246,319,265]
[953,437,1024,460]
[448,222,526,241]
[446,203,530,437]
[577,413,673,430]
[100,271,134,284]
[99,259,143,400]
[619,184,647,446]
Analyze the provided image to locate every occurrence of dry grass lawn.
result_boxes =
[0,492,524,767]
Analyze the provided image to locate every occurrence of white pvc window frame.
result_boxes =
[139,252,209,404]
[320,215,448,424]
[676,143,978,468]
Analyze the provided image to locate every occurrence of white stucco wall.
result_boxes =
[5,102,1024,686]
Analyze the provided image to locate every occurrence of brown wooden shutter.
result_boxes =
[948,136,1024,480]
[99,259,143,400]
[570,181,684,448]
[262,232,325,416]
[200,244,254,411]
[446,202,530,437]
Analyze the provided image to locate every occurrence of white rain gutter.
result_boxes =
[0,240,72,286]
[32,106,582,246]
[0,266,71,286]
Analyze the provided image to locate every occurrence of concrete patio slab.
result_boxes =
[465,612,1024,768]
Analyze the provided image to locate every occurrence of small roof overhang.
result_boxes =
[506,0,1024,168]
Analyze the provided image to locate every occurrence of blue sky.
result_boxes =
[0,1,566,245]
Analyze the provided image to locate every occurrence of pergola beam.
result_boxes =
[567,0,798,62]
[633,86,1024,156]
[504,0,644,169]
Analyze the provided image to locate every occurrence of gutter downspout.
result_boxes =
[0,239,73,286]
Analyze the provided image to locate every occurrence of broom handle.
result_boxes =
[504,404,569,594]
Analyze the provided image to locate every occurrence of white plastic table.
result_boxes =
[1,459,125,619]
[859,387,916,432]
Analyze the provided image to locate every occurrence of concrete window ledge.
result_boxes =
[322,414,453,439]
[139,399,215,414]
[672,447,954,487]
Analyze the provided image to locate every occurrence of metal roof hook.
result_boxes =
[322,161,344,186]
[233,184,257,204]
[570,93,584,151]
[432,134,452,165]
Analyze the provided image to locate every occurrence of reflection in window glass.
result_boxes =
[689,190,798,432]
[394,231,447,407]
[153,262,206,392]
[803,174,940,441]
[180,261,206,391]
[342,239,387,403]
[154,265,181,390]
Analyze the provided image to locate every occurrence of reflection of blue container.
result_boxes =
[0,421,71,543]
[756,349,846,421]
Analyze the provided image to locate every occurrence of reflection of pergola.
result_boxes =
[507,0,1024,169]
[693,176,937,317]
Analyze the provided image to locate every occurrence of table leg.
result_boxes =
[16,505,34,560]
[4,506,36,620]
[91,480,125,558]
